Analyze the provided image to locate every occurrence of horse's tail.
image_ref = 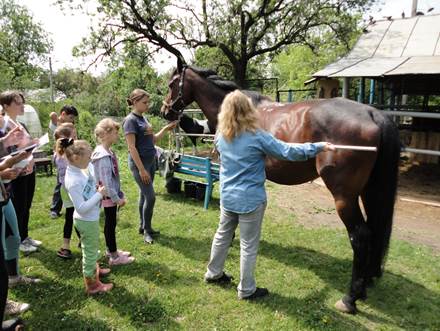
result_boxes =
[364,111,401,277]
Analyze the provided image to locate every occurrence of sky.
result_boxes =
[17,0,440,76]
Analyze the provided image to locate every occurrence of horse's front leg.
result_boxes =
[333,194,371,314]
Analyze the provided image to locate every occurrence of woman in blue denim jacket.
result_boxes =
[204,90,335,300]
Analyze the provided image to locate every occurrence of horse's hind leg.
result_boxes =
[332,194,371,314]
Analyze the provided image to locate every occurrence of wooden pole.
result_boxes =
[333,144,377,152]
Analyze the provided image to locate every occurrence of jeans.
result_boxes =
[205,202,266,298]
[128,155,156,234]
[2,200,20,276]
[0,203,8,323]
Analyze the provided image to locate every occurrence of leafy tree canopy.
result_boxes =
[0,0,52,89]
[57,0,377,85]
[271,22,362,93]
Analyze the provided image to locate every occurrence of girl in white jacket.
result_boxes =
[60,138,113,295]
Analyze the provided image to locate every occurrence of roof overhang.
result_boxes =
[312,14,440,79]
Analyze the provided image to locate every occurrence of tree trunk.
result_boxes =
[233,60,248,88]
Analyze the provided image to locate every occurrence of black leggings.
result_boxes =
[104,206,117,253]
[63,207,80,240]
[11,172,36,241]
[1,206,8,323]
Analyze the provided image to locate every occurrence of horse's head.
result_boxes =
[161,59,193,121]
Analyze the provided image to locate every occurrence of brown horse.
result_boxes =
[161,63,401,314]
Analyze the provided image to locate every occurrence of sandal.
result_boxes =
[57,248,72,259]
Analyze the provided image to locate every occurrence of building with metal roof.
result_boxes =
[311,13,440,163]
[313,14,440,79]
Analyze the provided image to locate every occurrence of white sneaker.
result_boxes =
[19,243,37,254]
[109,254,135,266]
[5,300,30,316]
[106,249,131,258]
[9,275,42,287]
[23,237,42,247]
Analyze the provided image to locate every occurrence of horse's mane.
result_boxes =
[187,66,272,105]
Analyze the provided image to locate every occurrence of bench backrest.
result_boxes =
[175,154,219,181]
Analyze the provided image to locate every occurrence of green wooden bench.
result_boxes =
[173,153,219,209]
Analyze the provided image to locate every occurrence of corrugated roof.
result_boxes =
[313,14,440,78]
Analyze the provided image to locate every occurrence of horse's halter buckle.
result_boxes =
[167,66,187,118]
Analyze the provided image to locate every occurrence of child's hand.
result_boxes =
[117,198,126,208]
[165,120,179,131]
[97,185,108,197]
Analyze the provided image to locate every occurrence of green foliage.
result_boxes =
[271,21,362,100]
[0,0,52,89]
[77,110,97,145]
[53,69,99,99]
[193,47,234,80]
[52,43,168,118]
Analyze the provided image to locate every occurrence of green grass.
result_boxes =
[9,151,440,330]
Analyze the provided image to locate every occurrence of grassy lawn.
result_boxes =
[8,151,440,330]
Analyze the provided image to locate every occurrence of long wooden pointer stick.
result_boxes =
[332,144,377,152]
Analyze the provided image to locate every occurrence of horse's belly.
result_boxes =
[265,158,319,185]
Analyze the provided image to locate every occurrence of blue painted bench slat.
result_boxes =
[173,153,219,209]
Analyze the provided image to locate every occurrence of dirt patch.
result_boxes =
[269,163,440,253]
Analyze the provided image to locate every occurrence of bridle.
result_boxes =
[164,66,188,118]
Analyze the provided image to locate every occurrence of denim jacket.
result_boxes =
[216,129,326,214]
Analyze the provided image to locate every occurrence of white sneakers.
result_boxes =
[8,275,42,288]
[5,300,30,316]
[19,237,42,254]
[19,243,37,253]
[22,237,42,247]
[109,254,135,266]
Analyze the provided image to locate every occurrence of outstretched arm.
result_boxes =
[153,120,179,143]
[259,131,334,161]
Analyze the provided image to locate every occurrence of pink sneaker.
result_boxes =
[109,253,135,266]
[106,250,131,258]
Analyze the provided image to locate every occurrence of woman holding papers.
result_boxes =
[0,91,41,254]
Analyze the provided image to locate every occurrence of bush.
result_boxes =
[77,110,97,146]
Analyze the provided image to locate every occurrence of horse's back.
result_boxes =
[259,98,388,186]
[259,97,384,145]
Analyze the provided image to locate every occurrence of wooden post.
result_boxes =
[342,77,350,99]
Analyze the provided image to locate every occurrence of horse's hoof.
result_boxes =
[335,299,357,314]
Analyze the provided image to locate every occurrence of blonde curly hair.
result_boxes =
[95,118,120,142]
[217,90,260,142]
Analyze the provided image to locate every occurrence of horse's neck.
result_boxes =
[191,79,227,130]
